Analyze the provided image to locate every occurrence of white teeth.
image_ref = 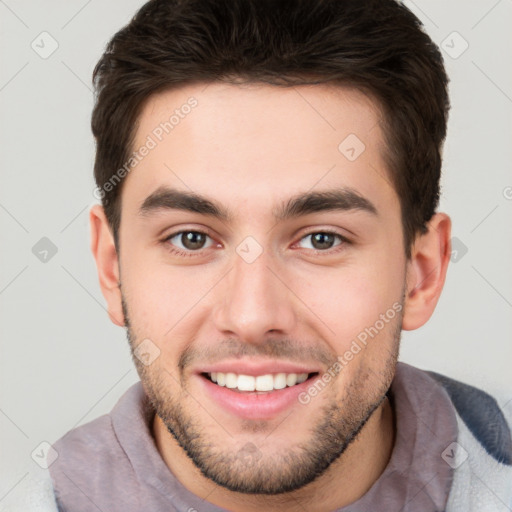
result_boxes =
[225,372,238,389]
[297,373,308,384]
[217,372,226,386]
[207,371,311,391]
[237,374,256,391]
[286,374,297,386]
[273,373,287,390]
[255,374,274,391]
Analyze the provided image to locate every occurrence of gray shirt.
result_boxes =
[49,362,457,511]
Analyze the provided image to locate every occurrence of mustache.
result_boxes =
[178,338,337,371]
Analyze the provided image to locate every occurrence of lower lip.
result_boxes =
[198,374,314,420]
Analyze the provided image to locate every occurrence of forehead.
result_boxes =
[134,81,383,153]
[124,82,397,220]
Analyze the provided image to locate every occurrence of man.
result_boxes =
[23,0,512,510]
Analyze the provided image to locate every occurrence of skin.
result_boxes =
[90,82,451,511]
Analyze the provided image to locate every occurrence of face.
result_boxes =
[117,83,407,493]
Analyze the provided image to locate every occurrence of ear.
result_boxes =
[402,213,451,331]
[89,204,125,327]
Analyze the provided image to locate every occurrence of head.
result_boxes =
[90,0,451,496]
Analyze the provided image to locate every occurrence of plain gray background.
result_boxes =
[1,0,511,502]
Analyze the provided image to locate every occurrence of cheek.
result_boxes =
[120,251,222,355]
[291,257,405,352]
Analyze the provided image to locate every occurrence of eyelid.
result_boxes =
[160,226,351,257]
[292,229,351,252]
[295,227,351,243]
[162,225,217,242]
[167,231,214,249]
[161,226,222,256]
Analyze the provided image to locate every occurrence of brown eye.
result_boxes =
[167,231,213,251]
[298,232,344,251]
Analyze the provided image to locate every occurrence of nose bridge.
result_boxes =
[213,247,296,342]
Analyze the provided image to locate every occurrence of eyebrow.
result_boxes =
[138,186,378,221]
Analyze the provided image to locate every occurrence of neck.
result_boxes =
[153,397,395,512]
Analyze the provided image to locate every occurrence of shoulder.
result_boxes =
[0,469,58,512]
[51,382,147,471]
[48,386,146,510]
[394,364,512,510]
[52,413,118,460]
[421,370,512,511]
[49,412,136,492]
[426,369,512,466]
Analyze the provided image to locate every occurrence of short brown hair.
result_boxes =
[92,0,450,257]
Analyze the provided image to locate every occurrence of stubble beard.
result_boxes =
[122,294,400,495]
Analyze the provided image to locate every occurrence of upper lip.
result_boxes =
[195,359,321,376]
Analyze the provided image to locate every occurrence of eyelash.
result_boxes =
[161,229,350,257]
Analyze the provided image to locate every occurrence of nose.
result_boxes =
[212,249,297,345]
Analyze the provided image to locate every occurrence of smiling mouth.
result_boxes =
[202,372,319,392]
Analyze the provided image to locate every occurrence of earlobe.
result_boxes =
[89,204,125,327]
[402,213,451,331]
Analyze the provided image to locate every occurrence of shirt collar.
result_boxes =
[112,362,458,511]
